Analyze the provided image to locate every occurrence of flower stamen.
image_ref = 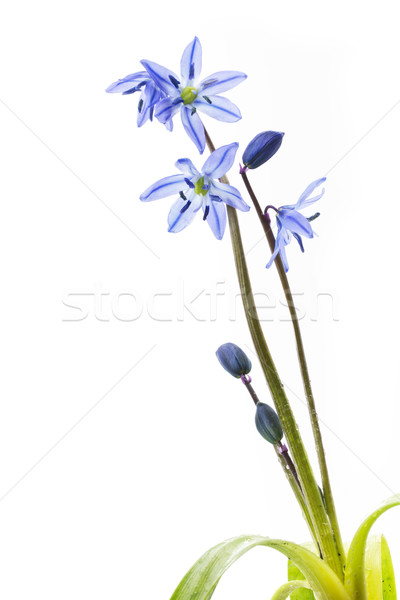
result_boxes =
[184,178,195,189]
[180,86,198,105]
[169,75,181,89]
[180,200,191,213]
[194,176,208,196]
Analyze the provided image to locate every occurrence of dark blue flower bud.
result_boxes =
[216,343,252,378]
[255,402,283,444]
[242,131,284,170]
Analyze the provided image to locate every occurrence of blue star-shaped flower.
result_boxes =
[106,71,170,129]
[140,143,250,239]
[141,37,247,153]
[266,178,326,272]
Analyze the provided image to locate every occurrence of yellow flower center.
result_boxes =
[194,176,208,196]
[180,86,198,105]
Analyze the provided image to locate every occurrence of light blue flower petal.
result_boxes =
[181,37,202,82]
[140,174,187,202]
[175,158,200,178]
[202,143,239,179]
[181,107,206,153]
[165,118,174,132]
[155,97,181,124]
[210,181,250,211]
[168,194,202,233]
[137,88,150,127]
[295,177,326,209]
[137,82,162,127]
[279,209,314,238]
[195,95,242,122]
[266,234,283,269]
[204,199,227,240]
[106,71,148,94]
[198,71,247,95]
[279,244,290,272]
[141,59,181,96]
[292,232,305,252]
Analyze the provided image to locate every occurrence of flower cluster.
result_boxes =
[107,37,246,153]
[108,38,325,251]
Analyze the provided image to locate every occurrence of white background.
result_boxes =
[1,0,400,598]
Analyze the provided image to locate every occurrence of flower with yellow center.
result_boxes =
[140,143,250,239]
[141,37,247,153]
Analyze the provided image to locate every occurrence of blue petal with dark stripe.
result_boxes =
[168,195,202,233]
[181,37,202,82]
[181,107,206,154]
[140,174,187,202]
[155,97,181,124]
[198,71,247,95]
[175,158,199,178]
[295,177,326,209]
[202,143,238,179]
[209,181,250,211]
[195,95,242,123]
[141,60,181,96]
[106,71,149,94]
[137,81,163,127]
[292,232,305,252]
[204,200,227,240]
[279,209,314,238]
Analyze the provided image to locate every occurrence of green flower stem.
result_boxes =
[204,128,342,580]
[274,444,321,553]
[240,170,345,576]
[277,442,303,493]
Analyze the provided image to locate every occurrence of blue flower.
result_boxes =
[266,178,326,272]
[141,37,247,153]
[106,71,170,129]
[140,143,250,239]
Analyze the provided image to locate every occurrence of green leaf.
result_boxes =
[271,580,312,600]
[364,535,397,600]
[288,558,316,599]
[345,494,400,600]
[170,535,351,600]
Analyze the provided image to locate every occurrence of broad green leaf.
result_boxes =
[288,558,315,599]
[170,535,351,600]
[271,580,312,600]
[364,535,397,600]
[345,494,400,600]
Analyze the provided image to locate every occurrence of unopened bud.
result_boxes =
[255,402,283,444]
[216,343,252,378]
[242,131,284,169]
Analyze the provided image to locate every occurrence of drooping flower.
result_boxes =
[141,37,247,153]
[106,71,171,129]
[140,143,250,239]
[242,131,284,170]
[266,178,326,272]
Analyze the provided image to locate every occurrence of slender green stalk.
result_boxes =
[240,171,345,574]
[204,129,342,579]
[274,446,320,553]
